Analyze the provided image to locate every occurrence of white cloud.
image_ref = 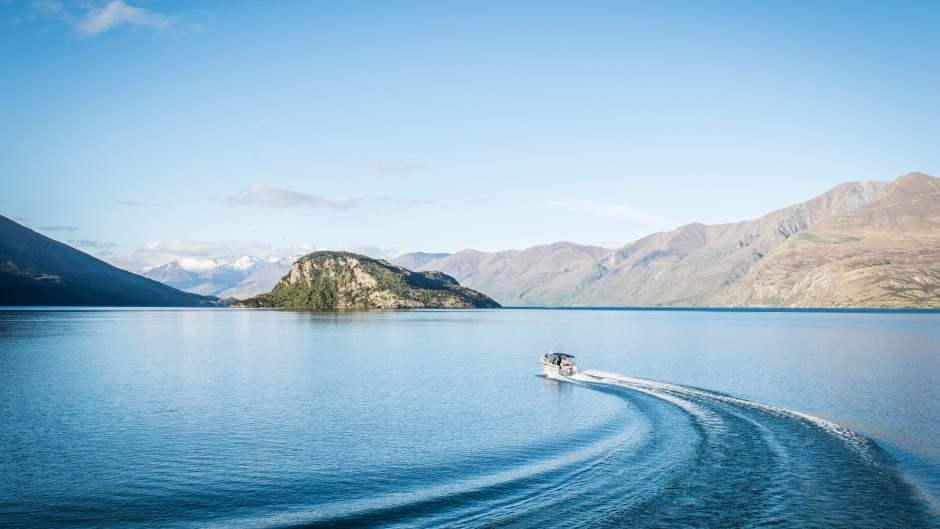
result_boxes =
[95,239,408,272]
[68,239,117,250]
[97,239,318,271]
[75,0,169,35]
[547,200,666,223]
[396,197,433,205]
[340,243,400,260]
[226,185,360,210]
[95,239,414,272]
[31,1,63,15]
[369,158,426,173]
[225,185,434,210]
[40,225,78,232]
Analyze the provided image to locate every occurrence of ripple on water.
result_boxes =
[264,372,939,528]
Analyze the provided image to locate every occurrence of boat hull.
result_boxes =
[541,359,577,377]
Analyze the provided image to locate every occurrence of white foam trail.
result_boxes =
[577,370,877,464]
[568,371,725,439]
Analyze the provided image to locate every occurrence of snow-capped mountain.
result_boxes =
[216,256,298,300]
[138,256,284,296]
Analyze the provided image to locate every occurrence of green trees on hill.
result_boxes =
[233,251,499,309]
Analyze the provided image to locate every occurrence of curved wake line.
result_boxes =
[205,432,629,529]
[562,370,938,528]
[206,371,937,529]
[572,370,878,463]
[204,384,641,529]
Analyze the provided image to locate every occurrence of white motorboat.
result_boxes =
[541,350,577,376]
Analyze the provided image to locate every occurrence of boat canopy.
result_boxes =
[546,352,575,359]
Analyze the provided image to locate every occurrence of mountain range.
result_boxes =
[392,172,939,308]
[0,215,218,306]
[6,172,936,308]
[138,256,296,299]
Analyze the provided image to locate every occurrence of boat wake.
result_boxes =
[263,370,937,528]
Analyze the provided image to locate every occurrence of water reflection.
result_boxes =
[539,373,575,394]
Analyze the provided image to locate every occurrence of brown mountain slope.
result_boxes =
[707,172,940,308]
[568,178,892,306]
[408,242,609,306]
[409,178,895,306]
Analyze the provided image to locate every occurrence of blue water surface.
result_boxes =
[0,308,937,527]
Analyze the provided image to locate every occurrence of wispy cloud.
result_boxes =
[226,185,360,210]
[25,0,179,35]
[394,197,434,206]
[96,239,406,272]
[137,240,314,260]
[40,225,78,232]
[75,0,169,35]
[547,200,666,223]
[16,0,62,22]
[225,185,434,210]
[461,196,501,205]
[341,243,400,261]
[118,200,145,206]
[369,158,426,173]
[98,239,318,272]
[69,239,117,250]
[31,0,62,15]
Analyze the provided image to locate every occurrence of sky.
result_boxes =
[3,0,939,270]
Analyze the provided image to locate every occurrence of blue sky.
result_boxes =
[3,1,938,270]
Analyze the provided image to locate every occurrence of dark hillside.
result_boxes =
[0,215,219,306]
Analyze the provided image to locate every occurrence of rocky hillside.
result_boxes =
[708,172,940,307]
[232,251,500,309]
[402,172,939,308]
[0,216,219,306]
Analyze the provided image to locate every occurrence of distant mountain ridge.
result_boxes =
[140,256,267,274]
[391,252,451,271]
[0,216,219,306]
[13,172,932,308]
[233,251,500,309]
[139,256,283,296]
[394,172,939,308]
[216,258,296,300]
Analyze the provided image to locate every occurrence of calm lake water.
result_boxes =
[1,308,938,528]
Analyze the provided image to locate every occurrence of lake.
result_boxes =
[1,308,938,527]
